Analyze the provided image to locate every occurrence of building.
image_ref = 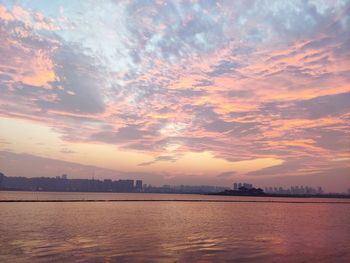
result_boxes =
[0,172,4,188]
[318,187,323,194]
[233,182,254,191]
[135,180,143,191]
[244,183,253,189]
[233,183,238,191]
[265,185,326,195]
[103,179,113,191]
[0,173,139,193]
[113,180,134,192]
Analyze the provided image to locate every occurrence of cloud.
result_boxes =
[294,92,350,119]
[207,60,242,77]
[60,148,75,154]
[0,1,349,185]
[36,45,106,114]
[92,128,140,143]
[217,171,236,177]
[138,155,178,166]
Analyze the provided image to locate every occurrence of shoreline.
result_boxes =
[208,192,350,199]
[1,189,350,199]
[1,199,350,204]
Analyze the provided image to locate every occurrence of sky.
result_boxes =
[0,0,349,191]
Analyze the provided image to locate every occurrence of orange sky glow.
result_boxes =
[0,1,349,191]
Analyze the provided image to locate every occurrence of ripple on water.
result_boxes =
[1,194,350,262]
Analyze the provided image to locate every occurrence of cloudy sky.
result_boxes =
[0,0,349,191]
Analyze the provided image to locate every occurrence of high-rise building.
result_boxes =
[244,183,253,189]
[135,180,143,191]
[291,186,295,194]
[0,172,4,188]
[295,186,299,194]
[104,179,113,191]
[233,183,238,190]
[318,187,323,194]
[234,182,254,191]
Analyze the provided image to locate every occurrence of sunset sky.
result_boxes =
[0,0,349,191]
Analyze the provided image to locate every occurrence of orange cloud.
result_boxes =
[0,5,14,21]
[20,50,57,87]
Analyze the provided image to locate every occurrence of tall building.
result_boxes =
[118,180,134,192]
[104,179,113,191]
[0,172,4,188]
[234,182,254,191]
[318,187,323,194]
[233,183,238,191]
[135,180,143,191]
[244,183,253,189]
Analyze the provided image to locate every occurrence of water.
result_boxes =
[1,192,349,262]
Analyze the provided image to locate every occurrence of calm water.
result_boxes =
[1,192,349,262]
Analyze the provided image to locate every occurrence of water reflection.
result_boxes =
[0,193,349,262]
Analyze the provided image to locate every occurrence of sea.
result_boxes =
[1,191,349,262]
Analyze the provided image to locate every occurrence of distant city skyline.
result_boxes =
[2,172,346,195]
[1,151,349,192]
[0,1,349,191]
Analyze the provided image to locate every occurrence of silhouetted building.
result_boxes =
[135,180,143,191]
[0,173,140,193]
[112,180,134,192]
[103,179,113,191]
[0,172,4,189]
[318,187,323,194]
[234,182,253,191]
[143,184,229,194]
[244,183,253,189]
[265,185,326,195]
